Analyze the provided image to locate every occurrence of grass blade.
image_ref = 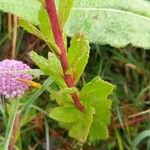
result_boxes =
[132,130,150,150]
[3,100,19,150]
[44,116,50,150]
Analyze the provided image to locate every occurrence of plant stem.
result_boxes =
[45,0,84,111]
[9,112,20,150]
[8,13,12,40]
[11,15,17,59]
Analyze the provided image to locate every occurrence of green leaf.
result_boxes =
[65,0,150,49]
[94,99,112,125]
[0,0,41,25]
[29,51,67,88]
[19,20,60,54]
[80,76,114,142]
[47,52,63,76]
[88,99,112,142]
[88,121,108,142]
[50,92,72,105]
[69,107,94,143]
[68,33,90,83]
[58,121,75,130]
[38,7,54,43]
[50,106,81,123]
[86,99,112,142]
[50,87,77,105]
[58,0,74,29]
[19,19,41,36]
[50,105,95,143]
[56,87,77,94]
[80,76,114,102]
[3,0,150,49]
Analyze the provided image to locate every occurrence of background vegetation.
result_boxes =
[0,0,150,149]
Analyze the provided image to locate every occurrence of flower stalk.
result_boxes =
[9,112,20,150]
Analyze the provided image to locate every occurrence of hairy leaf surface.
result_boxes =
[0,0,41,24]
[65,0,150,48]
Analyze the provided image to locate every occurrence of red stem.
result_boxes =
[45,0,84,111]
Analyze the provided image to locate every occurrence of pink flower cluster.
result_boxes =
[0,59,32,99]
